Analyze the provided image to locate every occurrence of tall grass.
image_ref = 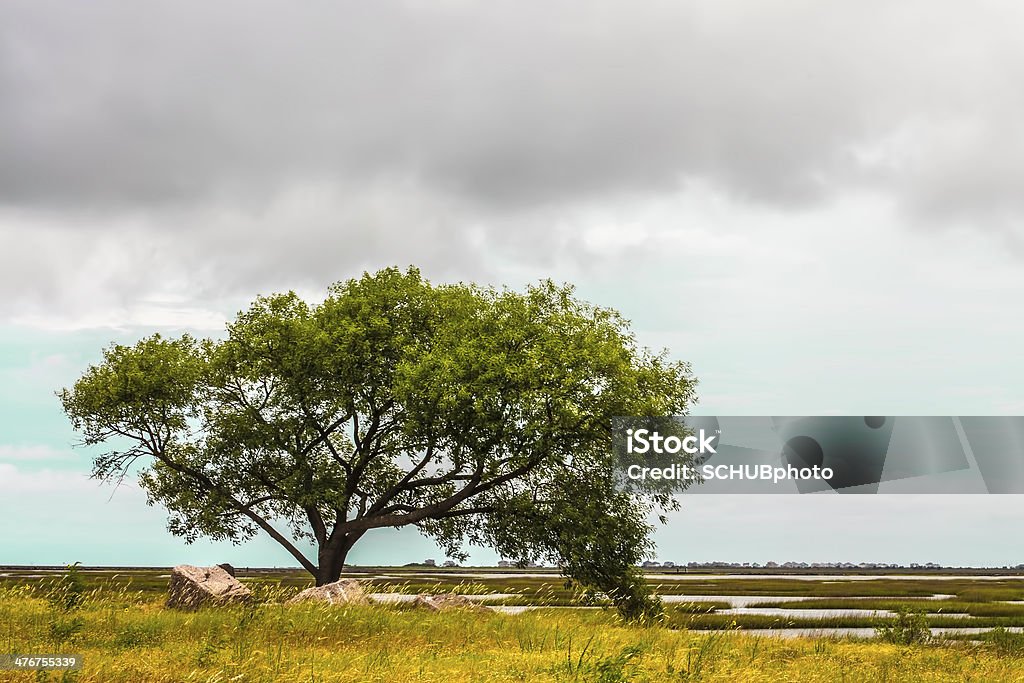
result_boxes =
[2,587,1024,682]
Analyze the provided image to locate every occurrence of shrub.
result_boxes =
[47,562,86,612]
[875,607,930,645]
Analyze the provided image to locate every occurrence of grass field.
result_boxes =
[2,568,1024,681]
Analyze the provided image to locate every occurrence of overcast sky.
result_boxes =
[3,1,1024,568]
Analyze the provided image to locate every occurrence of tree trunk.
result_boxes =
[315,545,348,586]
[314,532,364,585]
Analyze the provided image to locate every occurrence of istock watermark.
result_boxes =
[612,415,1024,494]
[624,427,718,455]
[625,462,834,484]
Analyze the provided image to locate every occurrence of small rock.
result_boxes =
[412,593,492,612]
[287,579,369,606]
[167,564,252,610]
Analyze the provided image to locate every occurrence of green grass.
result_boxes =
[747,598,1024,618]
[649,577,1024,599]
[4,567,1024,680]
[3,585,1024,682]
[665,609,1024,631]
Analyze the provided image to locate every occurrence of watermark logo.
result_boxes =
[613,416,1024,494]
[625,428,718,455]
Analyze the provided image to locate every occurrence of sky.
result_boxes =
[2,1,1024,569]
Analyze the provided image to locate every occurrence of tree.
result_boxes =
[61,267,698,619]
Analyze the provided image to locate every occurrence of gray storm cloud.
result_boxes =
[3,1,1023,211]
[2,0,1024,315]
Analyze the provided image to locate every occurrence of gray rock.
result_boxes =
[166,564,252,610]
[287,579,369,606]
[412,593,493,612]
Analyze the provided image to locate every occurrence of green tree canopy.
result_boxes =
[61,267,698,619]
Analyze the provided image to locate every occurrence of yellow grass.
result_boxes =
[1,587,1022,682]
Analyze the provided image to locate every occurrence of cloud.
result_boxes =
[0,444,73,463]
[3,1,1024,325]
[2,1,1023,212]
[0,184,481,325]
[0,462,91,490]
[2,0,1024,421]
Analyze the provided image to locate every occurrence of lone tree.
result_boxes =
[61,267,697,619]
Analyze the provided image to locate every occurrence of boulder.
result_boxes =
[286,579,369,606]
[412,593,492,612]
[167,564,252,610]
[217,563,236,577]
